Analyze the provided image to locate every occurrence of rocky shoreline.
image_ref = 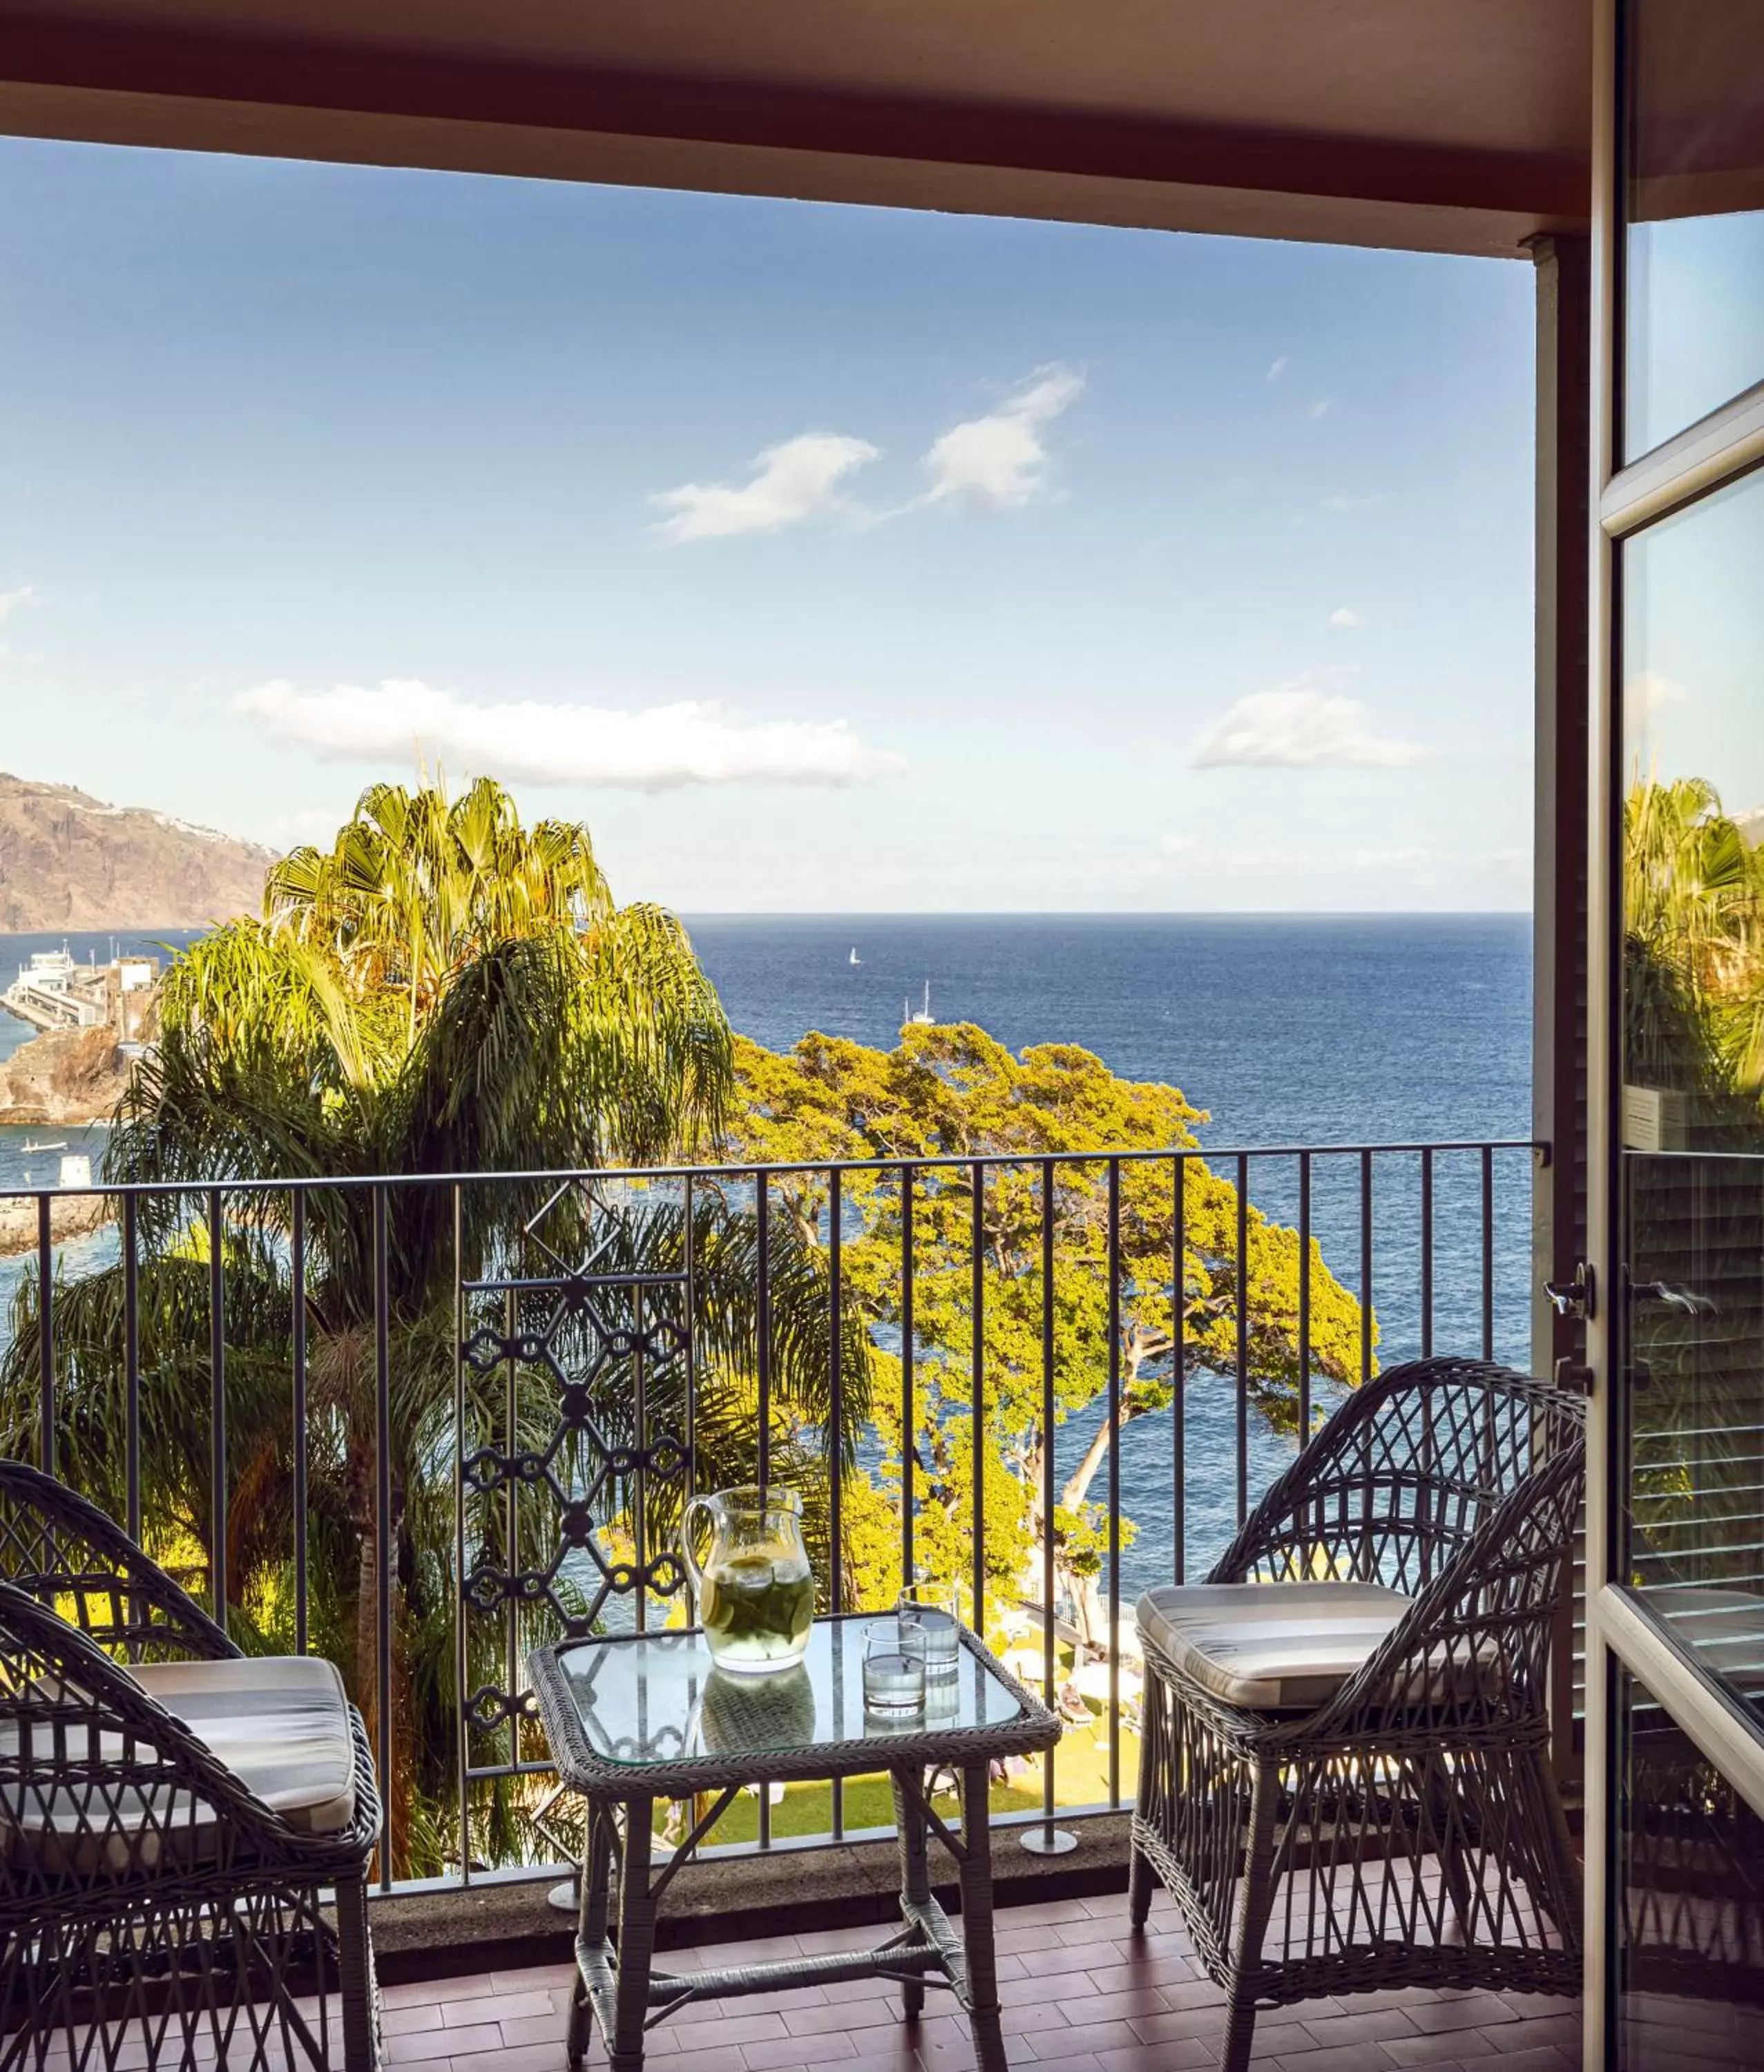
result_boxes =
[0,1190,110,1258]
[0,1025,134,1129]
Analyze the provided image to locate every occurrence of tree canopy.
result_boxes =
[1,778,857,1876]
[725,1024,1365,1638]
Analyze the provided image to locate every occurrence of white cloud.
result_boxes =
[1160,832,1198,856]
[234,680,905,792]
[1307,399,1332,421]
[1266,356,1290,381]
[1327,606,1365,629]
[1323,495,1378,513]
[0,586,39,622]
[1191,678,1426,769]
[918,365,1083,512]
[649,432,880,544]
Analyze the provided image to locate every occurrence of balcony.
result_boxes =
[0,1135,1588,2069]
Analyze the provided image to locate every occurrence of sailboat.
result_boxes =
[909,982,934,1026]
[849,947,861,966]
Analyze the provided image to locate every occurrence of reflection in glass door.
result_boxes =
[1620,472,1764,1714]
[1599,4,1764,2068]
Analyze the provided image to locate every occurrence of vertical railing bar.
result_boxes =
[970,1161,986,1642]
[633,1280,648,1637]
[901,1167,915,1588]
[501,1269,519,1863]
[1480,1144,1495,1361]
[1040,1158,1059,1838]
[1296,1152,1312,1443]
[1235,1154,1249,1529]
[1359,1149,1374,1388]
[37,1194,54,1479]
[1106,1157,1121,1810]
[1173,1155,1186,1586]
[828,1168,844,1843]
[123,1194,142,1544]
[1421,1148,1435,1361]
[758,1165,773,1854]
[291,1190,308,1653]
[374,1184,393,1892]
[829,1172,845,1615]
[452,1183,470,1890]
[757,1170,771,1494]
[207,1185,226,1634]
[684,1171,698,1511]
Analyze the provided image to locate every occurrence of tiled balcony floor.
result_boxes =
[381,1884,1583,2072]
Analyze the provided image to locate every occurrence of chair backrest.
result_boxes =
[1213,1356,1586,1596]
[1319,1420,1586,1734]
[0,1458,236,1665]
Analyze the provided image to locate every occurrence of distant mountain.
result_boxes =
[0,772,275,931]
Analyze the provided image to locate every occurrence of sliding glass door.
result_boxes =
[1591,4,1764,2066]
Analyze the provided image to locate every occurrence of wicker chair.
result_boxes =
[0,1461,383,2071]
[1127,1358,1585,2072]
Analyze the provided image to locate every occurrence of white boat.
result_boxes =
[21,1139,66,1153]
[909,983,934,1026]
[849,948,861,966]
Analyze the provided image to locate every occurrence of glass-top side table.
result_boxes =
[528,1612,1061,2072]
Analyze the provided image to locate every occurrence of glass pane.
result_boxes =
[1620,470,1764,1718]
[1616,1666,1764,2068]
[554,1615,1024,1768]
[1622,0,1764,459]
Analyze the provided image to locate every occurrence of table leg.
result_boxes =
[891,1767,930,2021]
[568,1802,615,2070]
[958,1762,1006,2072]
[609,1798,655,2072]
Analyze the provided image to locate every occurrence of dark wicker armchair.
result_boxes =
[0,1461,383,2071]
[1128,1358,1585,2072]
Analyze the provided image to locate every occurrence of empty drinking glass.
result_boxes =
[863,1621,928,1714]
[897,1584,960,1680]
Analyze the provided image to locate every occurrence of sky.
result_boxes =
[0,139,1537,913]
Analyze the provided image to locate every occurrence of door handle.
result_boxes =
[1544,1261,1595,1321]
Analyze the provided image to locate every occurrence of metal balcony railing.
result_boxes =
[0,1136,1544,1889]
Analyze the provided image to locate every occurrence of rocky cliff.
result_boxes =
[0,771,274,931]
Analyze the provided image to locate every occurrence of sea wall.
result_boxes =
[0,1024,133,1127]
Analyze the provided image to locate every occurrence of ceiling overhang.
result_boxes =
[0,6,1592,258]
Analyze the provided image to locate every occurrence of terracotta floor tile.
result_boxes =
[386,2023,500,2064]
[1380,2031,1500,2066]
[1087,2047,1220,2072]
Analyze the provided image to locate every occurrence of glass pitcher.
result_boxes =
[680,1486,816,1674]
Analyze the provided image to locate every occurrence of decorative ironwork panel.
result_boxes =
[456,1188,693,1861]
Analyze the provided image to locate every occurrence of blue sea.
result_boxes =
[0,914,1532,1593]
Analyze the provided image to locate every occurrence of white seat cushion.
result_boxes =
[128,1655,358,1834]
[1,1654,358,1873]
[1136,1581,1413,1709]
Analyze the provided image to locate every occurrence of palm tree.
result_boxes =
[1,778,867,1876]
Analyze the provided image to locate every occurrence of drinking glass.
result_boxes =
[897,1584,960,1680]
[863,1621,928,1714]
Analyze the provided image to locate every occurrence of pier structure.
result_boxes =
[1,947,160,1038]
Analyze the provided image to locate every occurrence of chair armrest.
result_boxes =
[0,1457,238,1662]
[1283,1437,1584,1745]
